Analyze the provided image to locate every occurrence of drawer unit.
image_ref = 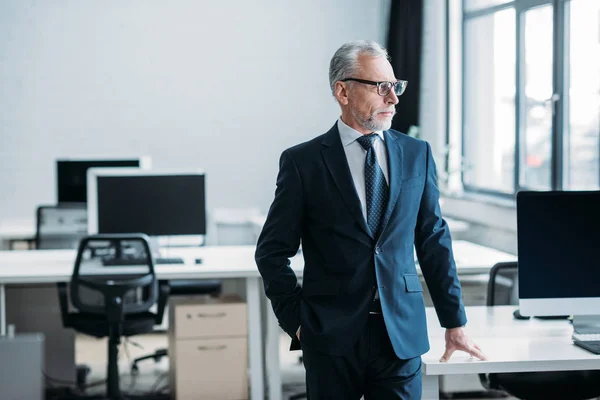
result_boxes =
[174,337,248,400]
[169,295,248,400]
[174,302,247,339]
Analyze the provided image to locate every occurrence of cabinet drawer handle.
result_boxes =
[197,345,227,351]
[197,312,226,318]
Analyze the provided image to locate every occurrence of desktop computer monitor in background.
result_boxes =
[517,190,600,317]
[57,157,152,204]
[86,169,206,242]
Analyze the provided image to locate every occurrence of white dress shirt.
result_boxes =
[337,118,390,222]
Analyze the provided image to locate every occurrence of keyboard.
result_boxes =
[572,333,600,355]
[572,333,600,342]
[102,257,184,266]
[155,257,184,265]
[573,340,600,355]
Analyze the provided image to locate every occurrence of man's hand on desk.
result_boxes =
[439,327,487,362]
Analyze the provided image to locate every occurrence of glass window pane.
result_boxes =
[520,5,554,190]
[464,0,511,13]
[565,0,600,190]
[463,9,516,192]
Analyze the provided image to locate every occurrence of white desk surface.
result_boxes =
[423,306,600,376]
[0,218,36,240]
[0,246,260,283]
[0,240,515,284]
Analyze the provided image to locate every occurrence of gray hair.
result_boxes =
[329,40,390,96]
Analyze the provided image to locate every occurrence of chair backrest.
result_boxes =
[35,205,87,249]
[487,261,519,306]
[69,234,158,318]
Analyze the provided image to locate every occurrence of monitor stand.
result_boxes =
[111,236,162,258]
[573,315,600,334]
[110,236,164,260]
[149,236,187,264]
[148,236,162,259]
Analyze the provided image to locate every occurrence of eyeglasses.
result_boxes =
[340,78,408,97]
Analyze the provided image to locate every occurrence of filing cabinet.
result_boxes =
[169,295,248,400]
[0,332,44,400]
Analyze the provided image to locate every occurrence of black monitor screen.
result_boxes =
[57,160,141,203]
[517,191,600,299]
[96,174,206,236]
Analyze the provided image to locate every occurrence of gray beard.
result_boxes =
[352,109,393,132]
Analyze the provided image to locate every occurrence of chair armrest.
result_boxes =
[155,280,170,325]
[56,282,70,328]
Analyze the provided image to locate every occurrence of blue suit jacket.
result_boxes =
[255,123,466,358]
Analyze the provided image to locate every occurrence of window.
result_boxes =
[520,4,553,190]
[463,9,516,193]
[457,0,600,195]
[564,0,600,189]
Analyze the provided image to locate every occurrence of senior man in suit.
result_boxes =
[255,40,486,399]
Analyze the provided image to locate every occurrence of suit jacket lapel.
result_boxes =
[321,125,373,239]
[378,130,404,239]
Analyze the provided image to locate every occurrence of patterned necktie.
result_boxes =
[356,133,389,238]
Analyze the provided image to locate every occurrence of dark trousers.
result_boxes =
[301,313,422,400]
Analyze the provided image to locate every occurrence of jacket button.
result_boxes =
[375,247,381,254]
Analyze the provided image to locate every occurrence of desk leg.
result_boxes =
[422,374,439,400]
[266,299,282,400]
[0,284,5,336]
[246,277,264,400]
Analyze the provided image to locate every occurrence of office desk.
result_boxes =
[421,306,600,400]
[0,245,283,400]
[0,241,515,400]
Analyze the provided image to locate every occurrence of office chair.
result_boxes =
[479,261,600,400]
[57,234,170,400]
[35,204,88,250]
[130,279,222,374]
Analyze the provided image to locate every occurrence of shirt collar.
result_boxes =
[337,118,385,147]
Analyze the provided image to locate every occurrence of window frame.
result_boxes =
[451,0,591,197]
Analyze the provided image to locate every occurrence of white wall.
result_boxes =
[0,0,389,222]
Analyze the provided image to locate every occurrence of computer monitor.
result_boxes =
[517,190,600,317]
[86,168,206,241]
[56,157,152,204]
